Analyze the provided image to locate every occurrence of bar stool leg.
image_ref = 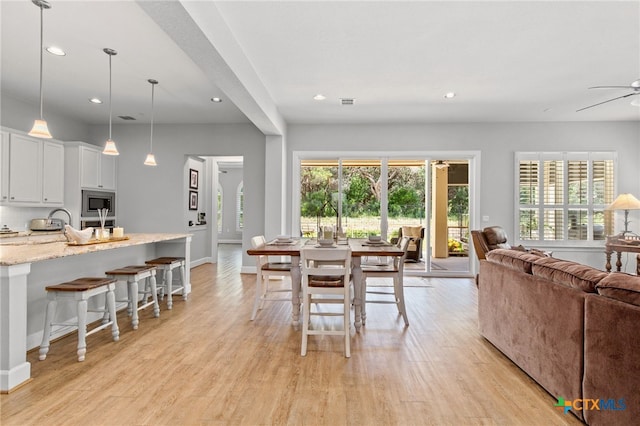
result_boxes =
[149,273,160,317]
[39,297,57,361]
[179,263,187,301]
[128,277,139,330]
[106,287,120,341]
[165,268,174,309]
[76,299,88,361]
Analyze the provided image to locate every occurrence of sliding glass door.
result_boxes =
[298,156,473,277]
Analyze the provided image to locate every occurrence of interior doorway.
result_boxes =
[207,156,244,263]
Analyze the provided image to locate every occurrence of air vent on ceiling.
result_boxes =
[340,98,355,106]
[118,115,136,121]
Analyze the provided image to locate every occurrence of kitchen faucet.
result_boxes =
[47,208,73,228]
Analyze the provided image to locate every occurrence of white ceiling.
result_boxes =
[2,0,640,132]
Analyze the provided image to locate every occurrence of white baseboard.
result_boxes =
[218,239,242,244]
[191,257,212,268]
[240,265,257,274]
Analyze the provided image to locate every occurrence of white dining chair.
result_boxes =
[300,245,352,357]
[361,236,411,326]
[250,235,293,320]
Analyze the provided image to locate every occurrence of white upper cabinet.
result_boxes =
[9,134,42,203]
[42,141,65,204]
[5,133,64,206]
[80,145,116,190]
[99,153,117,191]
[0,132,9,203]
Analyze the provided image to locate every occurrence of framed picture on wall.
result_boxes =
[189,169,199,189]
[189,190,198,210]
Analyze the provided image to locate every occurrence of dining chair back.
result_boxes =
[300,245,352,357]
[361,236,411,326]
[250,235,293,321]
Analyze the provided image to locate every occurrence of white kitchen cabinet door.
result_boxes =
[8,134,41,203]
[80,145,116,190]
[42,141,64,204]
[80,146,100,189]
[99,154,117,190]
[0,132,8,203]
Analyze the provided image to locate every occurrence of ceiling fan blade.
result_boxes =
[588,85,632,89]
[576,93,635,112]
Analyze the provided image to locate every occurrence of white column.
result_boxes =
[264,135,286,238]
[0,263,32,392]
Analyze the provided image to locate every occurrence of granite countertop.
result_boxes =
[0,233,191,266]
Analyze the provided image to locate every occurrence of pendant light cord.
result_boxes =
[108,53,113,140]
[38,4,44,120]
[150,82,155,152]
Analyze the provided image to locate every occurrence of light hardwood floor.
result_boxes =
[1,244,581,425]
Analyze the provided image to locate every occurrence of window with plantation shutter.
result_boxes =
[516,152,615,244]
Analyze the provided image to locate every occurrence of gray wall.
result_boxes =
[3,89,640,271]
[88,123,264,266]
[0,94,91,142]
[286,122,640,269]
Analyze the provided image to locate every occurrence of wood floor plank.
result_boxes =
[1,244,581,425]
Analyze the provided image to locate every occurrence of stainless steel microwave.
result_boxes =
[81,190,116,218]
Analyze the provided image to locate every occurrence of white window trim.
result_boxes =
[236,181,243,231]
[217,183,223,234]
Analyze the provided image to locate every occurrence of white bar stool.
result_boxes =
[144,257,187,309]
[105,265,159,330]
[39,277,119,362]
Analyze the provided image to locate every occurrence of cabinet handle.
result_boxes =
[44,198,48,201]
[10,196,14,200]
[98,185,103,188]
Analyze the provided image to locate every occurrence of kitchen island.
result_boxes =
[0,233,192,392]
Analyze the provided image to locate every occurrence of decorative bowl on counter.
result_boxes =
[65,225,94,245]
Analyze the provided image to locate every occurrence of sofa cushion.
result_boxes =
[485,249,542,274]
[532,257,607,293]
[596,272,640,307]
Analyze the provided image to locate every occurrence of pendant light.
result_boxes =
[28,0,52,139]
[144,79,158,166]
[102,48,119,155]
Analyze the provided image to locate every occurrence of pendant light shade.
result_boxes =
[144,153,157,166]
[144,79,158,166]
[28,0,52,139]
[102,48,119,155]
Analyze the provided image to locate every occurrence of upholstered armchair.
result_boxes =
[394,226,424,262]
[471,226,525,260]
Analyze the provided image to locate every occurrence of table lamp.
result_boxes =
[606,193,640,236]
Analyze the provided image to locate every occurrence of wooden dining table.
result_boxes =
[247,238,405,331]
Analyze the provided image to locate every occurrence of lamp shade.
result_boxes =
[144,153,157,166]
[103,139,119,156]
[28,119,52,139]
[607,193,640,211]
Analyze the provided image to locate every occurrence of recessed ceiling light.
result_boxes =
[444,92,456,99]
[89,97,102,104]
[46,46,65,56]
[211,97,222,103]
[313,94,326,101]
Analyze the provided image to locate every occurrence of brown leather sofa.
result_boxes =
[478,249,640,425]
